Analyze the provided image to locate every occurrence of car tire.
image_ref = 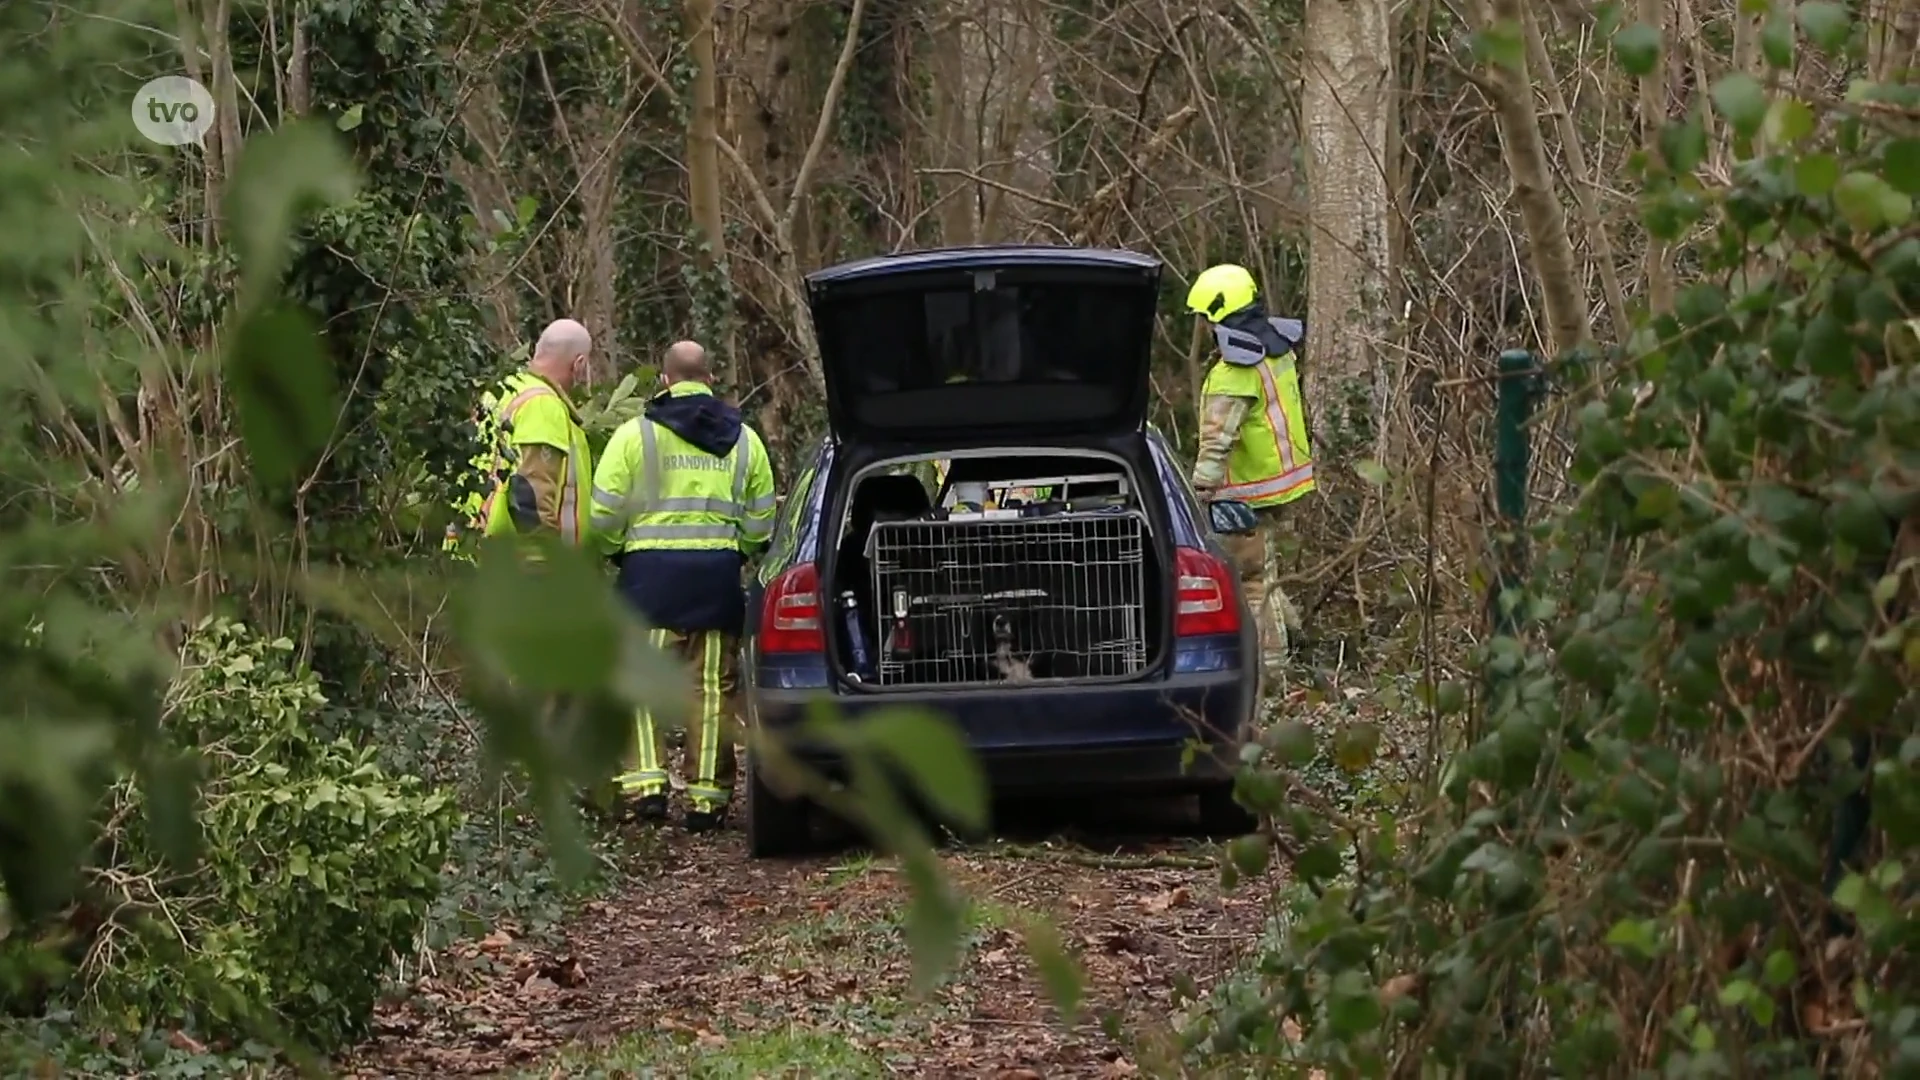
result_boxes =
[745,748,814,858]
[1197,783,1257,837]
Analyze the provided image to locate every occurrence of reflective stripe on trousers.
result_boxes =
[557,462,580,545]
[616,628,736,813]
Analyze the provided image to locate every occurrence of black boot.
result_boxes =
[683,807,726,833]
[626,794,668,824]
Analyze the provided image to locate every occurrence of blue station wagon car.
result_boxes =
[741,245,1261,856]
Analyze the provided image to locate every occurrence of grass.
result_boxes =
[755,905,904,967]
[817,853,881,890]
[537,876,915,1079]
[524,1026,888,1078]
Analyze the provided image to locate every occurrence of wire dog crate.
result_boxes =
[868,510,1150,688]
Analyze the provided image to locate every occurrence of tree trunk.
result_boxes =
[287,0,310,117]
[448,79,526,353]
[764,0,868,393]
[975,0,1046,242]
[924,5,977,246]
[1300,0,1393,463]
[572,97,625,381]
[723,0,802,402]
[1524,5,1629,340]
[1867,0,1920,84]
[1476,0,1590,356]
[685,0,735,364]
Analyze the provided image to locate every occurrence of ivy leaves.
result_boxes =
[1192,23,1920,1073]
[1795,1,1853,53]
[1711,74,1767,140]
[226,123,358,313]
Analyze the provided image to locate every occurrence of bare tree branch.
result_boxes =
[784,0,867,227]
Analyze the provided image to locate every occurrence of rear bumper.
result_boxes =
[947,741,1236,795]
[747,652,1253,796]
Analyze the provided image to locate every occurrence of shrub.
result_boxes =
[1193,67,1918,1078]
[88,618,461,1050]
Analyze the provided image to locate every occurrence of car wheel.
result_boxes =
[1197,783,1257,837]
[745,747,814,858]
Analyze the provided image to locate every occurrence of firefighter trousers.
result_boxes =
[1218,508,1299,678]
[617,628,739,815]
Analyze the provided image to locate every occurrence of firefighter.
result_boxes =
[444,318,596,558]
[591,341,776,831]
[1184,263,1315,679]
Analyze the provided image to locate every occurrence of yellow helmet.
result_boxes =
[1185,263,1259,320]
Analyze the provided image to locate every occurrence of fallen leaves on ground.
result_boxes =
[342,809,1263,1078]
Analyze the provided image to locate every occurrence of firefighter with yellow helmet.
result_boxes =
[1185,264,1314,678]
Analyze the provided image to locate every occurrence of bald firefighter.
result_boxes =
[1185,264,1315,679]
[445,319,596,558]
[592,342,776,831]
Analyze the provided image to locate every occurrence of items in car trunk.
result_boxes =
[866,510,1150,688]
[838,590,874,681]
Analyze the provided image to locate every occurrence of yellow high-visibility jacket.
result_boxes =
[446,370,592,556]
[1197,347,1315,508]
[589,383,775,556]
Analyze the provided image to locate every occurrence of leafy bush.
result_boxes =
[88,619,461,1050]
[1194,57,1917,1079]
[322,687,621,950]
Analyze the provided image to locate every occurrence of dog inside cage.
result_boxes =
[830,454,1163,689]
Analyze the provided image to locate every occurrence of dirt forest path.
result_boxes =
[344,802,1267,1078]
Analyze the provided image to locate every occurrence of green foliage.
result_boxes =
[1612,22,1663,77]
[0,6,486,1054]
[577,369,658,458]
[285,0,501,549]
[1471,19,1525,73]
[681,240,739,375]
[1795,1,1853,52]
[0,0,186,927]
[93,619,459,1049]
[524,1024,887,1078]
[856,710,989,833]
[2,0,726,1070]
[323,691,613,951]
[1,1015,277,1078]
[1193,74,1918,1077]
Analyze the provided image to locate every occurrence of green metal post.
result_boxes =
[1485,347,1541,1043]
[1488,349,1539,641]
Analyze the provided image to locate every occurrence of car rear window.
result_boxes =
[815,280,1143,393]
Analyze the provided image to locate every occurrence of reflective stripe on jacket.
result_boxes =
[448,370,592,550]
[588,384,777,555]
[1200,347,1316,508]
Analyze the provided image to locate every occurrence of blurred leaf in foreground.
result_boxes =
[455,538,625,694]
[858,707,988,832]
[226,305,340,490]
[223,121,358,311]
[1017,910,1085,1021]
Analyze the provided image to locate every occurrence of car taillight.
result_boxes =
[1175,547,1241,637]
[761,562,824,654]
